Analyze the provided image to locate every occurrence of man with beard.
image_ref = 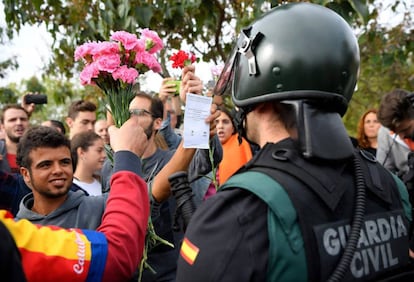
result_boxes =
[101,66,222,282]
[0,116,151,281]
[0,104,32,173]
[15,126,109,229]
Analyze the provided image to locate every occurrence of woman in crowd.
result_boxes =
[356,108,381,155]
[204,106,253,200]
[71,131,106,195]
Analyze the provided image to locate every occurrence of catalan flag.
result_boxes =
[180,237,199,265]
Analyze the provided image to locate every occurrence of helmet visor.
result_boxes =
[213,45,239,97]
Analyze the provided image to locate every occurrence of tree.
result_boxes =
[344,0,414,136]
[0,87,18,104]
[2,0,370,78]
[3,0,413,133]
[0,27,19,79]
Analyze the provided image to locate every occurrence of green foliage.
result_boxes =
[0,87,18,105]
[0,56,19,79]
[2,0,414,135]
[2,0,368,78]
[24,76,47,94]
[343,2,414,137]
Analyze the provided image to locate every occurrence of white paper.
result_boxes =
[183,93,212,149]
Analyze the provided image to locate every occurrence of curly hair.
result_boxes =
[17,126,71,170]
[356,109,377,149]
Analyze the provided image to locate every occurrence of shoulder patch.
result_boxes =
[180,237,200,265]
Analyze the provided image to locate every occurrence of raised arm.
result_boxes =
[0,116,150,282]
[151,66,221,202]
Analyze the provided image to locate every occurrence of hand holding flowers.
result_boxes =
[169,50,200,102]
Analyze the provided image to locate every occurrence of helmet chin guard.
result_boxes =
[289,100,354,161]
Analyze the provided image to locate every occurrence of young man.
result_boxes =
[176,3,412,281]
[0,116,150,281]
[99,65,222,281]
[102,88,221,282]
[377,89,414,178]
[0,105,31,173]
[65,100,97,139]
[14,126,107,229]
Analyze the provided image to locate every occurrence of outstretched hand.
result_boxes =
[108,117,149,158]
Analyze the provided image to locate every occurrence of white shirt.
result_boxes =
[73,178,102,196]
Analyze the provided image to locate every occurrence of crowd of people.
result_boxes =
[1,2,414,281]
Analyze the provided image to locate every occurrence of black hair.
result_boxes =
[50,120,66,135]
[134,91,164,119]
[17,126,71,169]
[217,105,237,134]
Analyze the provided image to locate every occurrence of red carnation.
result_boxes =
[169,50,197,69]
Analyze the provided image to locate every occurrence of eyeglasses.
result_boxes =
[129,109,155,118]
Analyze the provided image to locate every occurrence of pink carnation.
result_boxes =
[133,39,146,54]
[110,31,139,50]
[79,63,100,85]
[74,42,99,61]
[92,42,120,58]
[94,53,121,73]
[141,28,164,54]
[135,53,162,73]
[112,65,139,84]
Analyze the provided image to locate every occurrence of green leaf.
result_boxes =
[348,0,370,24]
[135,6,153,26]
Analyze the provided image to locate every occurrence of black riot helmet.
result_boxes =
[214,2,360,117]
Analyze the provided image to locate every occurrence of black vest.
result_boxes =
[236,139,410,281]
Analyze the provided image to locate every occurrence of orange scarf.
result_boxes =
[219,134,253,184]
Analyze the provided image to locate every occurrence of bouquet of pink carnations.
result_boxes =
[75,29,164,127]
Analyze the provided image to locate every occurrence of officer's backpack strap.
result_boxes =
[220,171,307,282]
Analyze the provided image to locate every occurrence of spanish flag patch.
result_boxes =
[180,237,199,265]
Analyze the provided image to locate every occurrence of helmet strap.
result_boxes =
[234,106,256,146]
[237,27,264,76]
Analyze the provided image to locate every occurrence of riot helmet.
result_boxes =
[214,2,360,117]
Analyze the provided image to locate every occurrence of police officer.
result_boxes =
[176,3,412,281]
